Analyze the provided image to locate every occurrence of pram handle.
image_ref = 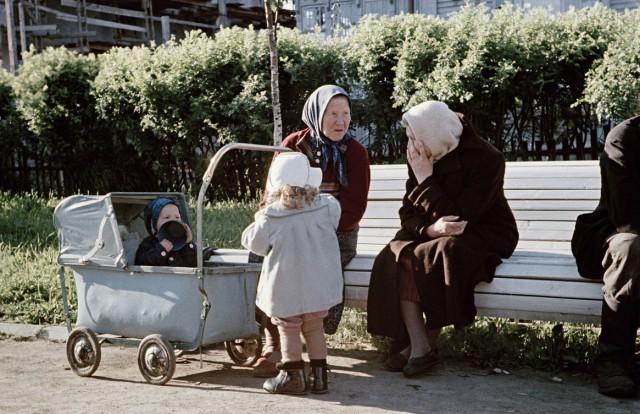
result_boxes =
[196,143,291,270]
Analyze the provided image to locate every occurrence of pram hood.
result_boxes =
[53,192,190,268]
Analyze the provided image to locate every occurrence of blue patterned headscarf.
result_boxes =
[301,85,352,186]
[144,197,179,236]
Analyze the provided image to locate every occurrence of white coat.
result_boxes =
[241,195,343,318]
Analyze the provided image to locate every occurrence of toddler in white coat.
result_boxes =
[242,152,343,395]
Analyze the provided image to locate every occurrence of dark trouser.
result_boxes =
[323,226,359,335]
[598,233,640,363]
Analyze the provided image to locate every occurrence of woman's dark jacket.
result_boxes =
[571,115,640,280]
[367,114,519,339]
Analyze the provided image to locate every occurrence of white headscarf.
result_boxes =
[401,101,463,161]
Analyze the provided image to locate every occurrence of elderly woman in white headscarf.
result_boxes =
[367,101,519,378]
[251,85,371,377]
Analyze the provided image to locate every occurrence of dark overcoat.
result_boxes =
[367,114,519,339]
[571,115,640,280]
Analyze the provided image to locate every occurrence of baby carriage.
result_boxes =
[55,143,288,385]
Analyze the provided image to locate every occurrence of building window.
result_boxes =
[362,0,392,16]
[329,1,358,31]
[301,6,326,31]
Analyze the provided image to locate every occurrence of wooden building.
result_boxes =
[0,0,295,72]
[294,0,640,35]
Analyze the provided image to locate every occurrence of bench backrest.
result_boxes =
[358,161,601,255]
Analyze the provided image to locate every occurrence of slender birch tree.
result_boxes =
[263,0,283,145]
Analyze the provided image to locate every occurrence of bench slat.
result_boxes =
[505,189,599,200]
[357,229,575,245]
[362,201,594,218]
[343,275,600,299]
[344,265,587,285]
[344,287,601,324]
[516,221,577,230]
[344,253,593,282]
[368,178,603,191]
[508,199,598,211]
[368,188,600,201]
[514,240,571,252]
[350,241,575,254]
[345,251,580,269]
[512,210,590,221]
[504,178,601,190]
[370,163,600,180]
[475,278,602,299]
[360,220,578,232]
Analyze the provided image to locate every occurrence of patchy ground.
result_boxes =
[1,329,639,413]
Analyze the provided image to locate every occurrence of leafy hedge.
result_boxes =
[1,4,639,197]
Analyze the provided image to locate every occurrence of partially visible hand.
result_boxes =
[184,223,193,243]
[426,215,467,239]
[160,239,174,252]
[407,139,434,183]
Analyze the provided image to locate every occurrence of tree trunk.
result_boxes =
[264,0,283,146]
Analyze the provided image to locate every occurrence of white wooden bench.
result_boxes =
[212,160,605,325]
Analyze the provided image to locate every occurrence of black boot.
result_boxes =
[263,360,307,395]
[308,359,328,394]
[595,301,639,399]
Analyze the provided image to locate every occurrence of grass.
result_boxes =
[194,199,258,249]
[330,309,599,373]
[0,192,599,372]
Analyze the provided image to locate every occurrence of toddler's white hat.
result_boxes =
[266,152,322,192]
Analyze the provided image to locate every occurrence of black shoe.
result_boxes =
[308,359,329,394]
[263,369,307,394]
[595,360,637,399]
[387,349,439,372]
[403,350,439,378]
[385,353,408,372]
[308,367,328,394]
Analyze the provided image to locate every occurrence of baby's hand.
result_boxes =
[185,223,193,243]
[160,238,174,252]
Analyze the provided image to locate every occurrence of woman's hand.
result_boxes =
[426,215,467,239]
[407,139,434,183]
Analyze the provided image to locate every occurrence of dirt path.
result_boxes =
[1,331,639,413]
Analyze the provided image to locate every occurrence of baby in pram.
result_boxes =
[135,197,197,267]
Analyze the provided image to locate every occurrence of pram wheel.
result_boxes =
[66,327,101,377]
[137,334,176,385]
[225,336,263,367]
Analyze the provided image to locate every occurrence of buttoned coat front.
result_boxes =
[367,115,519,339]
[242,195,343,318]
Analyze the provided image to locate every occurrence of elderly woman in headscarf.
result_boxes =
[252,84,371,377]
[367,101,519,378]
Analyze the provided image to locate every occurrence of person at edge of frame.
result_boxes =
[571,115,640,399]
